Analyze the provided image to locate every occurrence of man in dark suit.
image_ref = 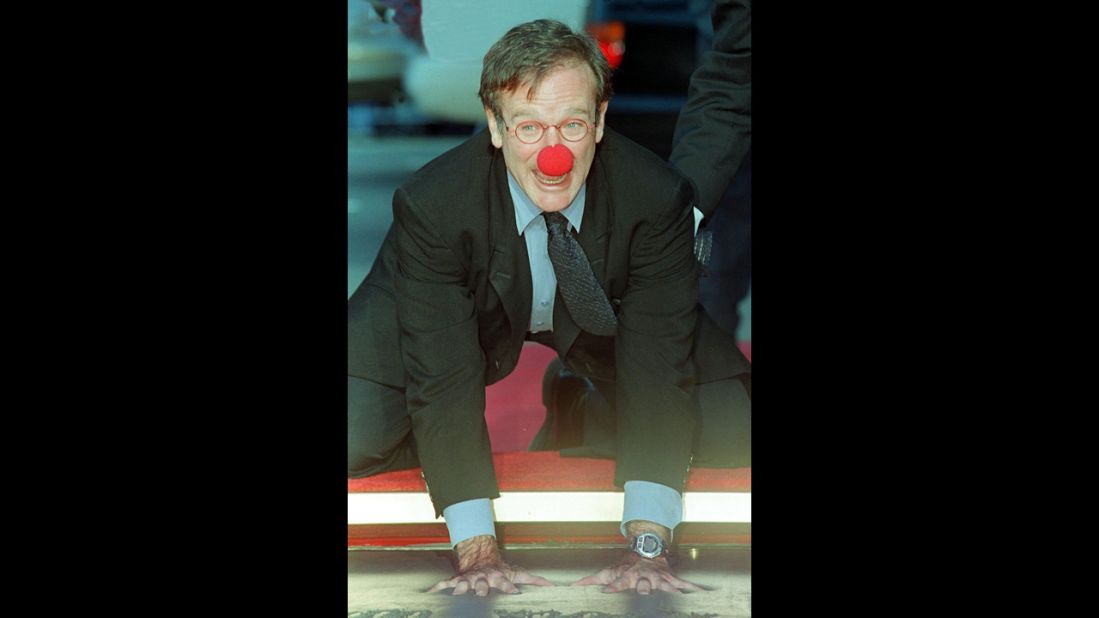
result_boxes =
[348,18,751,596]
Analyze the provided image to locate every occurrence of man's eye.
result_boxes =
[518,124,539,134]
[565,121,583,130]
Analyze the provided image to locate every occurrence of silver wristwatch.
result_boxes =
[628,532,667,559]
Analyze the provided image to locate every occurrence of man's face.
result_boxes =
[485,63,608,213]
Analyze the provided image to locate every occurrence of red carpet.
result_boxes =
[349,451,750,493]
[484,344,559,452]
[347,522,752,548]
[484,341,751,453]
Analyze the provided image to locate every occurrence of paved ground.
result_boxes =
[349,546,751,617]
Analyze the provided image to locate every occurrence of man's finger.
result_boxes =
[474,578,490,597]
[574,572,610,587]
[426,578,455,593]
[662,573,705,592]
[488,573,520,594]
[512,571,554,587]
[452,579,470,596]
[502,581,522,594]
[658,579,685,594]
[601,577,633,593]
[637,577,652,595]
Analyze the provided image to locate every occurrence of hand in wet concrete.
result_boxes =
[573,551,706,594]
[426,534,554,596]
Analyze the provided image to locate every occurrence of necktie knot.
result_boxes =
[543,212,569,236]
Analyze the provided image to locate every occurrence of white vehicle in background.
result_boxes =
[350,0,708,155]
[403,0,591,125]
[347,1,419,105]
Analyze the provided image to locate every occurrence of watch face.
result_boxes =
[632,533,663,558]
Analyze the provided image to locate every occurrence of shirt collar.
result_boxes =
[509,170,586,236]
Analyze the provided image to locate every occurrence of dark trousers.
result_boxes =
[549,355,751,468]
[699,148,751,339]
[347,344,751,478]
[347,376,420,478]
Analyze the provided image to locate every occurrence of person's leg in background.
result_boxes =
[699,147,751,340]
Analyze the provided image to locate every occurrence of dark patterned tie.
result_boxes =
[544,212,618,336]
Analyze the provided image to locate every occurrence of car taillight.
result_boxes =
[587,21,625,69]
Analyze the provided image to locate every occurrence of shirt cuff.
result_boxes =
[621,480,683,540]
[693,206,704,235]
[442,498,496,548]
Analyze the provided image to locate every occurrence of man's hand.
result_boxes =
[426,535,554,596]
[573,520,705,594]
[573,551,705,594]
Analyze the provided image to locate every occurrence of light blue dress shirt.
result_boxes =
[443,171,684,548]
[509,170,584,333]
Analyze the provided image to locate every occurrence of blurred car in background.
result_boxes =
[590,0,709,159]
[349,0,711,154]
[347,1,420,104]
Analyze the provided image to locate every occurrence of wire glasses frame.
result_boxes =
[504,118,597,144]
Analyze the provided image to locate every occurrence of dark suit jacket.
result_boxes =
[670,0,751,220]
[348,128,750,516]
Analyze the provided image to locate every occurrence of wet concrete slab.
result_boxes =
[349,546,750,617]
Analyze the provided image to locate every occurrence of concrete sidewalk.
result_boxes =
[349,546,751,617]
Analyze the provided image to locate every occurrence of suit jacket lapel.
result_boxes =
[578,154,611,287]
[487,152,532,354]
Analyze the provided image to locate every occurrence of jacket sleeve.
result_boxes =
[392,187,499,517]
[613,177,700,493]
[669,0,752,220]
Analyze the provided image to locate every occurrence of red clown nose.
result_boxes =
[537,144,574,177]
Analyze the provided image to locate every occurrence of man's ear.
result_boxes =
[594,101,609,143]
[485,108,504,149]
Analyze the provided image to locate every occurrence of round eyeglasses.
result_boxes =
[505,119,596,144]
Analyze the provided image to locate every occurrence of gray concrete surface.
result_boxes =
[349,547,751,617]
